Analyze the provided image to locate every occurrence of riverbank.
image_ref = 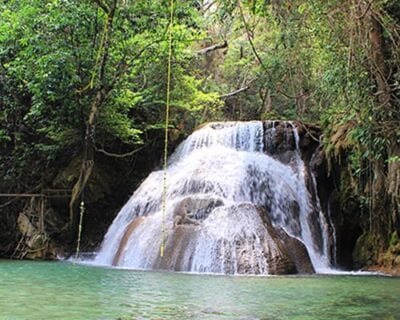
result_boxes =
[364,265,400,277]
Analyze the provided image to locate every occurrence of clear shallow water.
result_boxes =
[0,261,399,320]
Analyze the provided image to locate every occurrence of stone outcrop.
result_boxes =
[273,227,315,274]
[173,196,224,225]
[154,198,314,275]
[259,207,315,274]
[112,217,144,266]
[16,211,58,260]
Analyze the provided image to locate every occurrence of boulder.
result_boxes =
[173,195,224,225]
[163,201,315,275]
[17,212,58,260]
[273,227,315,274]
[258,206,315,274]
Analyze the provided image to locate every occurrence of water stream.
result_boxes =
[93,121,335,274]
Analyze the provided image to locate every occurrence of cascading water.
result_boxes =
[93,121,335,274]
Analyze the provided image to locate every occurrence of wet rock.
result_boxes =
[220,203,298,275]
[306,208,324,254]
[158,202,313,275]
[258,207,315,274]
[156,224,199,271]
[173,196,224,225]
[112,217,144,266]
[263,121,296,164]
[353,233,380,267]
[274,227,315,274]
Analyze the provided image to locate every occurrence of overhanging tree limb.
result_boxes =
[196,40,228,54]
[220,86,250,99]
[220,77,257,99]
[94,145,144,158]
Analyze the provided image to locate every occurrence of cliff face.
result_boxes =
[262,121,338,268]
[261,121,371,271]
[297,122,399,275]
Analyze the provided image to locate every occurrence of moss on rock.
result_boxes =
[353,233,380,267]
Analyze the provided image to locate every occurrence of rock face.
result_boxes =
[149,201,313,275]
[16,211,58,260]
[273,227,316,274]
[173,196,224,225]
[263,121,337,267]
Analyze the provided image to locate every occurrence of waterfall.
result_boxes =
[93,121,334,274]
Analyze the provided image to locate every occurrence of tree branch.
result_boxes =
[298,122,320,143]
[220,86,250,99]
[220,77,257,99]
[92,0,110,13]
[355,1,373,20]
[196,40,228,54]
[94,145,144,158]
[237,0,267,70]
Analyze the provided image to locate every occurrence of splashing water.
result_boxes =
[93,121,334,274]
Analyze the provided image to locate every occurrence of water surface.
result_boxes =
[0,260,399,320]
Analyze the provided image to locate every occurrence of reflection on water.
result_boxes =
[0,260,399,320]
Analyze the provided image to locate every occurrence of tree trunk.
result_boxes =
[366,9,395,246]
[68,0,117,241]
[368,13,390,106]
[388,141,400,232]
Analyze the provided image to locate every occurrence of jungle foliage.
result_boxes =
[0,0,399,261]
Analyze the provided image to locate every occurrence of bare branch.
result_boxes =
[298,122,320,143]
[94,145,144,158]
[202,0,216,13]
[196,40,228,54]
[276,88,310,100]
[220,77,257,99]
[355,1,373,20]
[220,86,250,99]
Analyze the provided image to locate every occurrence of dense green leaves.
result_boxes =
[0,0,222,190]
[0,0,399,246]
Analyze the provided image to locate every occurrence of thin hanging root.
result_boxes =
[75,201,85,259]
[160,0,174,258]
[69,160,93,225]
